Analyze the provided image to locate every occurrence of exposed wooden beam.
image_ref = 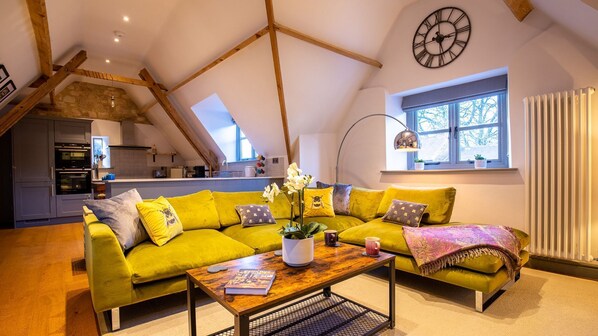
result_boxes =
[265,0,292,160]
[141,26,270,113]
[503,0,534,21]
[139,68,218,171]
[275,23,383,69]
[52,65,163,89]
[0,50,87,137]
[25,0,55,104]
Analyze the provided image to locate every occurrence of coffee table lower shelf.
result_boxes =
[208,292,389,336]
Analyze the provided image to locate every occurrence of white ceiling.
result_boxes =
[1,0,597,164]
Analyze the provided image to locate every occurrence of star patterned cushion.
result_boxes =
[235,204,277,227]
[382,199,428,227]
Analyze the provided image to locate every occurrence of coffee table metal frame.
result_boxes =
[186,243,395,336]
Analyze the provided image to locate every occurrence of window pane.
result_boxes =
[458,95,499,127]
[240,139,253,159]
[417,132,449,162]
[459,127,499,161]
[416,105,449,132]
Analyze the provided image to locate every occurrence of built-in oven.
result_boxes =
[56,168,92,195]
[55,143,91,169]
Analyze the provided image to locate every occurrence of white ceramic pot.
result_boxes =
[474,159,487,169]
[282,236,314,267]
[414,162,425,170]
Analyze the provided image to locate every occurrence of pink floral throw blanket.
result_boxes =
[403,225,522,278]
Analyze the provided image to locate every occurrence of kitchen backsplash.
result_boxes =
[100,148,185,179]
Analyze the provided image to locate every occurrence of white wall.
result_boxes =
[298,133,336,184]
[336,0,598,258]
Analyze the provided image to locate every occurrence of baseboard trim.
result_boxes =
[526,255,598,281]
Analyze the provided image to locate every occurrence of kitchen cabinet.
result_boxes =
[54,120,91,144]
[56,194,91,217]
[12,117,54,182]
[14,182,56,220]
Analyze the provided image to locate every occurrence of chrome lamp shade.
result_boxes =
[394,129,420,151]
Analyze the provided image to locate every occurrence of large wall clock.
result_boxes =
[412,7,471,68]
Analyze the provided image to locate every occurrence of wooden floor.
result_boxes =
[0,223,99,336]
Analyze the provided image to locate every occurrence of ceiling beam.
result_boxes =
[0,50,87,137]
[275,23,383,68]
[141,26,270,113]
[265,0,292,160]
[52,65,164,89]
[25,0,55,104]
[503,0,534,21]
[139,68,218,171]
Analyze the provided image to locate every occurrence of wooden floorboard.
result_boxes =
[0,223,99,336]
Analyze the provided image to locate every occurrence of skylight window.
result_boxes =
[192,93,256,162]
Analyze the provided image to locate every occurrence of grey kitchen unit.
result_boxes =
[12,116,92,227]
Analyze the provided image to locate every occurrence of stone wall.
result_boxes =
[30,81,150,124]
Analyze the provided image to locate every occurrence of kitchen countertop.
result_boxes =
[103,176,284,183]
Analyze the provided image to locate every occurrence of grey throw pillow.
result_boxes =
[84,188,148,250]
[316,181,352,215]
[235,204,277,227]
[382,199,428,227]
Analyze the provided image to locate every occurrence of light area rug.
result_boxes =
[104,267,598,336]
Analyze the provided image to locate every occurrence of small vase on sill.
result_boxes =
[474,159,487,169]
[97,160,103,169]
[414,162,425,170]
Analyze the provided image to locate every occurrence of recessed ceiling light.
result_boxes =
[113,30,125,43]
[114,37,120,43]
[105,59,111,63]
[123,15,130,22]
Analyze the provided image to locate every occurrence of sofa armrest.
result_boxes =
[84,215,134,312]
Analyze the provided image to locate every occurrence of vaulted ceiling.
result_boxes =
[1,0,597,166]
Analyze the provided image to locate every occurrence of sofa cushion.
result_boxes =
[84,188,148,251]
[303,215,364,233]
[349,187,385,222]
[382,199,427,227]
[126,229,255,284]
[376,186,456,224]
[339,219,530,274]
[136,196,183,246]
[166,190,220,230]
[213,191,292,227]
[316,181,352,215]
[221,219,325,254]
[235,204,277,226]
[304,187,335,218]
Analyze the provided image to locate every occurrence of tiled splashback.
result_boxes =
[102,148,185,179]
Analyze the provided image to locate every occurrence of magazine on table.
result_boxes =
[224,269,276,295]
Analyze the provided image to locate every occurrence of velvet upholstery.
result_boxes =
[376,186,457,224]
[166,190,220,230]
[348,187,385,222]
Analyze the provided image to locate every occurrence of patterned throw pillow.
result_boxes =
[382,199,428,227]
[84,188,148,251]
[235,205,277,227]
[303,187,335,217]
[316,181,352,215]
[136,196,184,246]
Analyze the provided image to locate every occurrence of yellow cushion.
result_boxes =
[136,197,183,246]
[221,220,325,254]
[213,191,292,227]
[303,187,335,218]
[166,190,220,230]
[376,186,456,224]
[126,229,255,284]
[348,187,385,222]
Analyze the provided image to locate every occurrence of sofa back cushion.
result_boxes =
[376,186,456,224]
[348,187,385,222]
[166,190,220,230]
[213,191,292,227]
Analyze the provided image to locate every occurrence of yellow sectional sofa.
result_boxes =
[83,186,529,330]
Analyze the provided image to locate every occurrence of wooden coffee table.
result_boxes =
[186,241,396,336]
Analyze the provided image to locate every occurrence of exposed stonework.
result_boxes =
[30,81,150,124]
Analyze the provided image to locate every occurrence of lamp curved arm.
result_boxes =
[335,113,415,183]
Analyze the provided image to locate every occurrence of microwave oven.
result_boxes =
[55,143,91,169]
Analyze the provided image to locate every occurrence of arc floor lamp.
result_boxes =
[335,113,420,183]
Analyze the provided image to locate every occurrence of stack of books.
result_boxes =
[224,269,276,295]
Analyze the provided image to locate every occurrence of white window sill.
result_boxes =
[381,168,519,175]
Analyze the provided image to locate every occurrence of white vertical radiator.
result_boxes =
[524,87,594,262]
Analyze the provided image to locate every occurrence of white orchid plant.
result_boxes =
[263,162,327,240]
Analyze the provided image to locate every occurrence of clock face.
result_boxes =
[412,7,471,68]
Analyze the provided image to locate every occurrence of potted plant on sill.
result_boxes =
[263,163,327,267]
[414,158,425,171]
[474,154,487,169]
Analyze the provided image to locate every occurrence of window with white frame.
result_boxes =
[403,75,509,170]
[92,136,110,168]
[236,125,256,161]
